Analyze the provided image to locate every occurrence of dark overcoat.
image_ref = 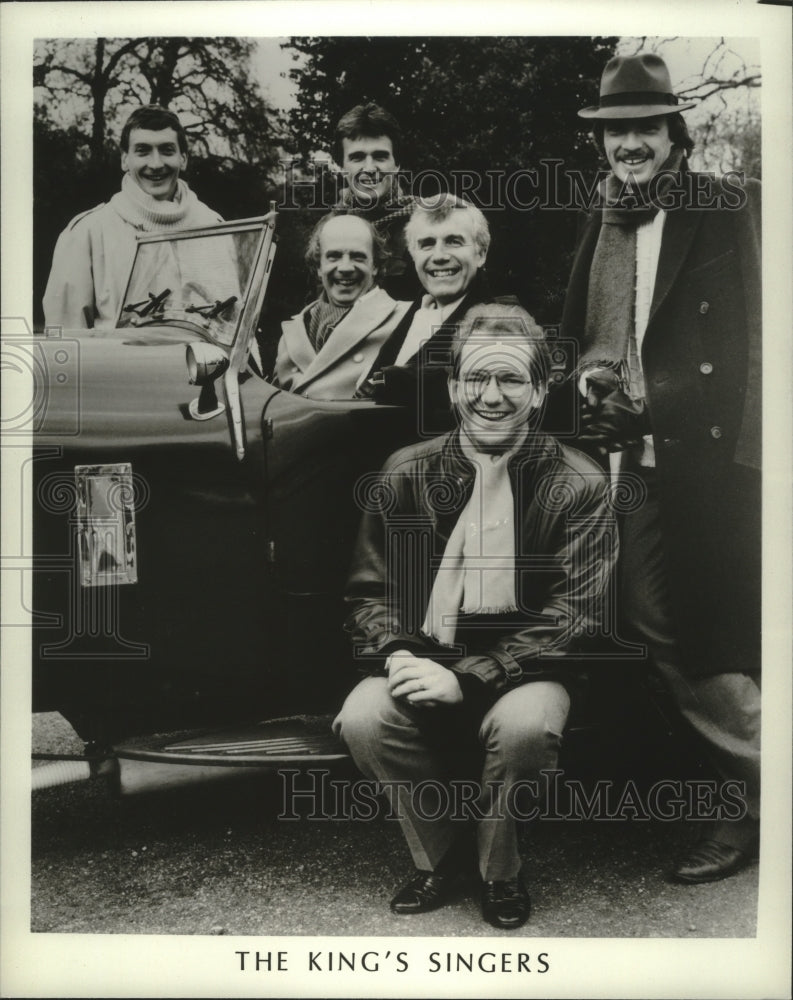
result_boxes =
[560,170,761,677]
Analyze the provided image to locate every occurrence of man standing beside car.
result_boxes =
[335,305,616,929]
[561,53,762,884]
[43,104,222,331]
[273,213,410,399]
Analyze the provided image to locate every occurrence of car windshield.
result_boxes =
[117,226,264,347]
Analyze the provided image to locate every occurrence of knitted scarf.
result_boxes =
[421,431,524,646]
[337,179,414,224]
[109,174,211,232]
[579,148,685,376]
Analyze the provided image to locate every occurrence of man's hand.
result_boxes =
[579,371,650,455]
[385,649,463,706]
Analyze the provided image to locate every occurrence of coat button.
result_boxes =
[710,426,723,439]
[699,362,713,375]
[353,352,364,363]
[292,365,299,373]
[699,301,710,315]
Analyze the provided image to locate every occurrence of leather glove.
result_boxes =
[366,365,449,410]
[376,365,419,405]
[582,368,622,408]
[579,370,651,454]
[354,365,417,403]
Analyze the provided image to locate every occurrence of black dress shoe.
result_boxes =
[390,870,458,914]
[481,876,531,929]
[671,839,755,884]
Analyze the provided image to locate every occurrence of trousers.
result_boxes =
[620,469,761,848]
[333,675,570,881]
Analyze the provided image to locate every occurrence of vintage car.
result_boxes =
[25,210,453,793]
[24,211,668,796]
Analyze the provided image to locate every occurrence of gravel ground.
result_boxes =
[30,712,759,938]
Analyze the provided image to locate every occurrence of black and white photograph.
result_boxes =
[1,1,791,997]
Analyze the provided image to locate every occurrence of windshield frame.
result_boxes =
[117,215,276,355]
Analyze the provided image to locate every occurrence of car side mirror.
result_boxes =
[186,342,228,420]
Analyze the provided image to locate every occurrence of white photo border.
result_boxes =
[2,2,791,998]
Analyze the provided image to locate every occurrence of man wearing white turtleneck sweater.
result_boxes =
[43,105,222,331]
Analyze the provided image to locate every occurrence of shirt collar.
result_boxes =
[420,293,467,321]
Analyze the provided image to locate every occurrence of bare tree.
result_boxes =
[674,38,761,102]
[34,36,283,171]
[34,38,147,163]
[618,37,761,174]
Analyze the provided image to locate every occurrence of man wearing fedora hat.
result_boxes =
[561,52,761,885]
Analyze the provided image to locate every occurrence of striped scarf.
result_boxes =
[305,296,352,353]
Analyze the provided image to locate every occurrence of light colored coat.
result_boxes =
[274,288,411,400]
[43,179,221,331]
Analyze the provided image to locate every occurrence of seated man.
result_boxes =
[334,305,616,929]
[43,105,222,330]
[274,213,410,399]
[355,193,493,415]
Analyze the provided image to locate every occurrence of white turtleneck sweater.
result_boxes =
[43,174,222,330]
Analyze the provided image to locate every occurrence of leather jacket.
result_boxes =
[345,429,617,700]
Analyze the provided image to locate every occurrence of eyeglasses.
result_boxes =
[461,371,531,396]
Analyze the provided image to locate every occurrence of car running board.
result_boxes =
[113,716,349,795]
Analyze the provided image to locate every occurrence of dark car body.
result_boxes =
[29,213,431,760]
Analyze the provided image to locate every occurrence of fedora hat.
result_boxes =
[579,53,696,119]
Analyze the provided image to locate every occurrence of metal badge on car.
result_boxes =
[75,463,138,586]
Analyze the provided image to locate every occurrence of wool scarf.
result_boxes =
[338,181,414,223]
[421,431,524,646]
[580,149,685,379]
